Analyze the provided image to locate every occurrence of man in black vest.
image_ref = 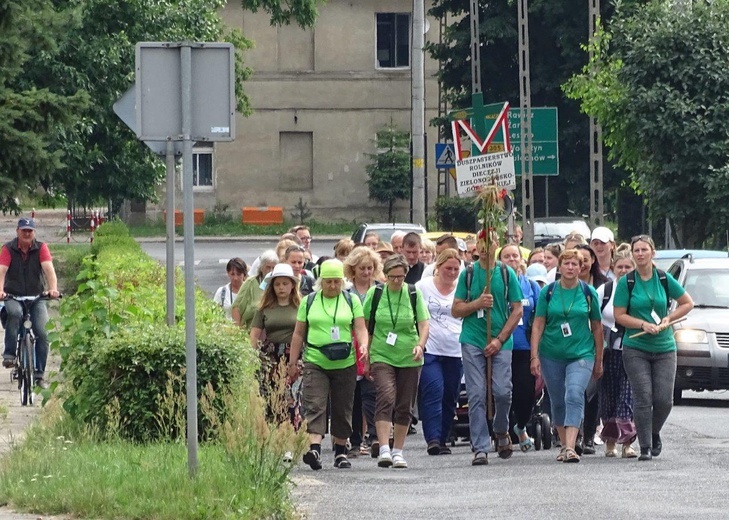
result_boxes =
[0,218,60,389]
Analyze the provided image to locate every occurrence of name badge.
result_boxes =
[476,309,484,319]
[386,332,398,346]
[650,309,661,324]
[561,322,572,338]
[521,298,530,307]
[330,326,341,341]
[518,318,523,326]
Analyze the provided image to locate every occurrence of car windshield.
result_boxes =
[684,270,729,307]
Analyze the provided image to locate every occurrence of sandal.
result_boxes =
[513,425,533,452]
[334,454,351,469]
[556,447,567,462]
[563,447,580,463]
[496,433,513,460]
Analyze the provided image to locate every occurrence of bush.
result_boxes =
[50,220,258,441]
[435,196,478,232]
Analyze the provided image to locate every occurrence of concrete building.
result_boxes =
[151,0,441,225]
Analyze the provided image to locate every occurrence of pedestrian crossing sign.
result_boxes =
[435,143,456,169]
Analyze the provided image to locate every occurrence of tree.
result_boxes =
[366,123,411,222]
[427,0,638,219]
[564,0,729,247]
[0,0,87,212]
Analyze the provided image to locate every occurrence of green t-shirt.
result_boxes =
[613,269,685,353]
[363,285,430,368]
[251,304,298,344]
[454,262,523,350]
[296,291,364,370]
[535,282,601,361]
[232,276,264,329]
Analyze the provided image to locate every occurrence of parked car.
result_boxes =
[532,217,591,248]
[351,222,426,244]
[667,257,729,403]
[654,249,728,271]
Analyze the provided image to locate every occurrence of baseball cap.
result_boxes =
[456,238,467,252]
[17,218,35,230]
[590,226,614,243]
[526,263,548,285]
[319,259,344,279]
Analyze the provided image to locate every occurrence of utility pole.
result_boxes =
[588,0,604,227]
[411,0,426,226]
[517,0,534,248]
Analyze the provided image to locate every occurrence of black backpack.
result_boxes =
[464,261,509,303]
[367,284,419,338]
[543,280,593,319]
[625,269,670,314]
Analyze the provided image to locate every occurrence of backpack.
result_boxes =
[465,261,509,303]
[543,280,593,320]
[524,278,541,340]
[367,284,419,338]
[625,269,669,315]
[601,280,614,312]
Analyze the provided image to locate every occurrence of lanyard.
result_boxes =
[638,274,656,309]
[386,286,404,328]
[320,292,340,324]
[558,283,579,320]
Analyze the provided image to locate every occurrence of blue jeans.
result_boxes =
[540,355,594,428]
[462,343,512,453]
[3,299,49,378]
[418,353,463,446]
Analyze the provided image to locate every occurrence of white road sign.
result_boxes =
[455,151,517,196]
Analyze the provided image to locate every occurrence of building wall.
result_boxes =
[152,0,441,224]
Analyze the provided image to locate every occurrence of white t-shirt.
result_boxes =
[596,281,621,350]
[416,277,462,358]
[213,283,238,321]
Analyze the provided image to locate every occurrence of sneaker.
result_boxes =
[651,433,662,457]
[2,357,15,369]
[303,449,322,470]
[370,441,380,459]
[427,441,441,456]
[392,453,408,468]
[282,451,293,463]
[583,439,596,455]
[34,378,49,390]
[439,445,452,455]
[377,451,393,468]
[638,447,652,461]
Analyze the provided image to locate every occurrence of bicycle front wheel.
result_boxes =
[20,334,34,406]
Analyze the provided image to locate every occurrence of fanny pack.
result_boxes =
[312,342,352,361]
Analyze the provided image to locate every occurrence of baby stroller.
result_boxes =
[526,388,552,450]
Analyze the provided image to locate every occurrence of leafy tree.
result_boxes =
[366,123,411,222]
[0,0,87,212]
[565,0,729,247]
[240,0,324,27]
[427,0,639,219]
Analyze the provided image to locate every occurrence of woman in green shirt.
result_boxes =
[363,255,430,469]
[250,263,301,430]
[287,260,369,470]
[530,249,604,463]
[614,235,693,461]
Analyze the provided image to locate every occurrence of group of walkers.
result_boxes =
[213,224,693,468]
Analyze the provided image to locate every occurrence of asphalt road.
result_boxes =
[138,238,338,296]
[290,392,729,520]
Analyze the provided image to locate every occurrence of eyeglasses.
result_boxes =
[386,274,406,281]
[631,234,651,244]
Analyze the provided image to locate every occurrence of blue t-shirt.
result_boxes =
[513,275,540,351]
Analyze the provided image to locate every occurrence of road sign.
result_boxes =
[452,106,559,176]
[435,143,456,169]
[455,151,516,196]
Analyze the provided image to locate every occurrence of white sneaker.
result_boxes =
[282,451,293,463]
[392,453,408,468]
[377,451,393,468]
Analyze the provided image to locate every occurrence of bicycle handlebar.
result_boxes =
[3,293,63,303]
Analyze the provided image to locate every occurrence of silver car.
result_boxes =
[668,257,729,403]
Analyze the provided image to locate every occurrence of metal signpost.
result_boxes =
[133,42,235,477]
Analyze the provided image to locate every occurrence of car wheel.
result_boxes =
[673,385,683,405]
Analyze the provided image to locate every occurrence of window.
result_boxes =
[376,13,410,68]
[192,147,213,189]
[279,132,313,191]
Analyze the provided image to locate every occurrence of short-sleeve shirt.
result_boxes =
[415,277,461,358]
[536,282,601,361]
[297,291,364,370]
[251,304,298,344]
[455,262,523,350]
[613,269,685,353]
[363,285,430,368]
[0,242,52,266]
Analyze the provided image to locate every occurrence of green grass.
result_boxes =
[128,219,356,238]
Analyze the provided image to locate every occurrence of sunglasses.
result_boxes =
[631,234,651,244]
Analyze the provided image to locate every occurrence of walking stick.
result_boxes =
[628,317,687,338]
[476,185,508,422]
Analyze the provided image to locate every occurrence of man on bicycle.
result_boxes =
[0,218,60,389]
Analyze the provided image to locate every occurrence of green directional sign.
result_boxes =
[450,105,559,176]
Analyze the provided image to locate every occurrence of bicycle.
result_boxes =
[3,293,58,406]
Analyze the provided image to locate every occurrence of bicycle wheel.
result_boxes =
[20,334,34,406]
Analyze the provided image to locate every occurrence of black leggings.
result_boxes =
[511,350,536,429]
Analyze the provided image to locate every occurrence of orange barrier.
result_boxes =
[164,210,205,226]
[241,206,284,226]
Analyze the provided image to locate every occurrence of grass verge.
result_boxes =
[128,219,356,238]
